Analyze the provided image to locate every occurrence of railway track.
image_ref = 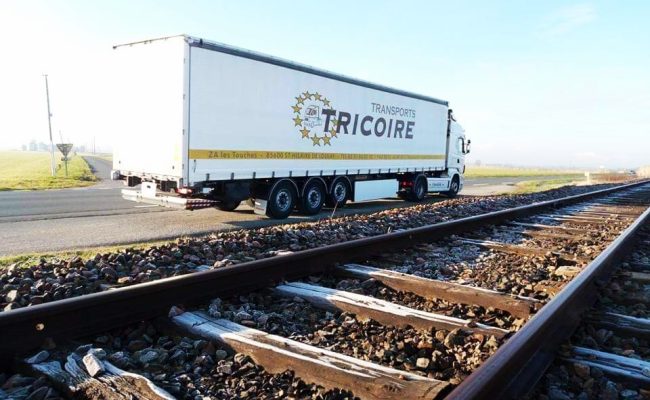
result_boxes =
[525,217,650,399]
[1,181,649,399]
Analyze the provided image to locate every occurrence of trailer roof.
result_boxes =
[113,35,449,107]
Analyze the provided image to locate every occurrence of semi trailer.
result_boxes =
[111,35,471,219]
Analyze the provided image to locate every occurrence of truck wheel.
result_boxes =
[300,180,325,215]
[326,178,350,208]
[266,181,296,219]
[444,176,460,198]
[406,176,428,202]
[216,200,241,212]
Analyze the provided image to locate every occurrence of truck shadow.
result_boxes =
[223,195,452,229]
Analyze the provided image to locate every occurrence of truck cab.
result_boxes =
[447,116,470,194]
[421,111,469,198]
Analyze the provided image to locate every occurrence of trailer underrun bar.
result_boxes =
[121,188,217,210]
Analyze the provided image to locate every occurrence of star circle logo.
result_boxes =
[292,91,338,146]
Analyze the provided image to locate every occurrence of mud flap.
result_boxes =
[253,199,268,215]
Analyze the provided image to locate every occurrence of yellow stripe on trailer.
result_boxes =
[189,149,445,161]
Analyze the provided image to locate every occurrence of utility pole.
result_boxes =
[43,74,55,177]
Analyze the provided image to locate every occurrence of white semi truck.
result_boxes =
[111,35,471,219]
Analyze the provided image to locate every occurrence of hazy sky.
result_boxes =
[0,1,648,168]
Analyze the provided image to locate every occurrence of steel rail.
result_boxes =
[0,181,646,368]
[446,190,650,399]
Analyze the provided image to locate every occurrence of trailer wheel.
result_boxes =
[216,200,241,212]
[326,178,350,208]
[444,176,460,198]
[300,180,325,215]
[266,181,296,219]
[406,175,428,202]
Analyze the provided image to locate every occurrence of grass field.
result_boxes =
[465,165,583,178]
[511,177,581,194]
[0,151,97,190]
[510,171,638,194]
[78,152,112,162]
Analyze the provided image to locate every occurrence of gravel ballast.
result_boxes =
[0,184,626,312]
[527,227,650,400]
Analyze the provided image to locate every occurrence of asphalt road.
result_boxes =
[461,175,571,195]
[0,157,561,256]
[0,157,167,222]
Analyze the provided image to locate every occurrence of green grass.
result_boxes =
[511,177,581,194]
[465,165,583,178]
[0,151,97,190]
[510,172,636,194]
[78,152,112,162]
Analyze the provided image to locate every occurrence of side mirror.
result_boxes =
[465,139,471,154]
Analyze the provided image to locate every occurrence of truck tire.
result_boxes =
[406,175,428,202]
[300,180,325,215]
[444,176,460,198]
[266,180,296,219]
[325,178,350,208]
[216,200,241,212]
